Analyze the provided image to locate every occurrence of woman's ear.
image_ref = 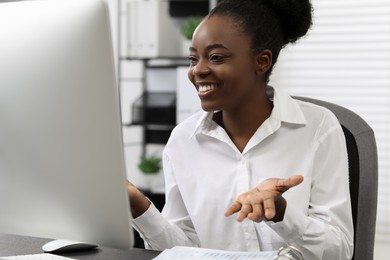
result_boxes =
[255,49,272,74]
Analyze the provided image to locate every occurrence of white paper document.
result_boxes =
[0,254,76,260]
[153,246,277,260]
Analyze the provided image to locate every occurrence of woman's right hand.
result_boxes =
[127,181,151,218]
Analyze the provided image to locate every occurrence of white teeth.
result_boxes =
[198,84,216,94]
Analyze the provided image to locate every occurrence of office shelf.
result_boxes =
[131,92,176,125]
[169,0,210,18]
[130,92,176,145]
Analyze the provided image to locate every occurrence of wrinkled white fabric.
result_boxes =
[132,87,354,260]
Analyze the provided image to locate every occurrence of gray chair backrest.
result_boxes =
[294,96,378,260]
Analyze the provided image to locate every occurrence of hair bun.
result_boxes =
[266,0,313,44]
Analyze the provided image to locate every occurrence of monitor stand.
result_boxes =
[42,239,99,253]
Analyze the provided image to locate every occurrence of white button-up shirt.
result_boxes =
[132,87,354,259]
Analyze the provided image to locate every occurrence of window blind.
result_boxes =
[269,0,390,242]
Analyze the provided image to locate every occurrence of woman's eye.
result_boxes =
[188,56,198,65]
[210,55,223,62]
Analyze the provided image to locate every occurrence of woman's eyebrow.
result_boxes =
[206,43,228,52]
[189,43,228,53]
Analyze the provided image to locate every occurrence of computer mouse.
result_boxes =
[42,239,99,253]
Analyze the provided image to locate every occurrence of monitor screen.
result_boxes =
[0,0,134,249]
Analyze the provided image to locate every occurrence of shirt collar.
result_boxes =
[268,86,307,125]
[191,86,307,137]
[191,111,216,137]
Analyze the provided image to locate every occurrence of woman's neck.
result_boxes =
[214,93,273,153]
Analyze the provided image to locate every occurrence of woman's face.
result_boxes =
[188,15,261,112]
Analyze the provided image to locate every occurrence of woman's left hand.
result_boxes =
[225,175,304,222]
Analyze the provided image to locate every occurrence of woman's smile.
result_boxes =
[197,82,218,96]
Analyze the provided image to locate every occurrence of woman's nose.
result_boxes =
[191,61,210,78]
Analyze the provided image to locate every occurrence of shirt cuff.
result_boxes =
[265,202,309,243]
[132,202,169,238]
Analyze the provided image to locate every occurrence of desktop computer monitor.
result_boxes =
[0,0,134,250]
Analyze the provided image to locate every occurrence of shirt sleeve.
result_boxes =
[266,121,354,259]
[131,153,200,250]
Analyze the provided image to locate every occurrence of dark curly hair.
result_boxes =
[208,0,313,82]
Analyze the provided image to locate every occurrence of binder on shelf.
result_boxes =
[126,0,138,57]
[126,0,181,58]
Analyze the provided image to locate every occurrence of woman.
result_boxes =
[128,0,354,259]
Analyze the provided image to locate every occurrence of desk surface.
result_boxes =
[0,233,161,260]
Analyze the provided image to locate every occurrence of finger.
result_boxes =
[127,181,144,198]
[127,181,137,191]
[224,201,242,217]
[275,175,304,192]
[248,203,263,222]
[263,197,276,220]
[236,203,252,222]
[127,180,136,188]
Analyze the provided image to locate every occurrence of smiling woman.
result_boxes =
[127,1,354,259]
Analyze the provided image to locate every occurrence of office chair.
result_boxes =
[294,96,378,260]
